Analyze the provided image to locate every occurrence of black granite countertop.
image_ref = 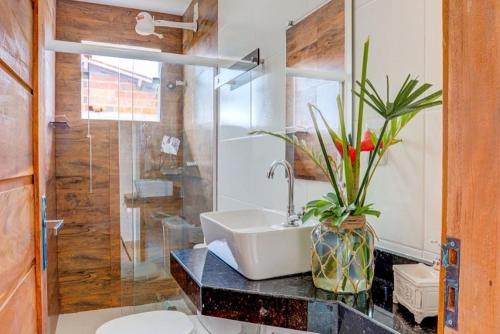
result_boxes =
[171,248,437,334]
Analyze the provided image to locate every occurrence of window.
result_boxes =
[81,41,162,122]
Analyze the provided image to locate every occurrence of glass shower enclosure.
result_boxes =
[82,52,215,312]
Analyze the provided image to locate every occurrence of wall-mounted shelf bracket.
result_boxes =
[49,115,70,129]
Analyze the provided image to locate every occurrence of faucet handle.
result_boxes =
[286,213,302,227]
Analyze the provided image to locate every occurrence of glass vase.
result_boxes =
[311,216,375,294]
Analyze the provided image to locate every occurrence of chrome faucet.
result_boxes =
[267,160,301,227]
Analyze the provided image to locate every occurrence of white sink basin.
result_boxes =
[200,209,315,280]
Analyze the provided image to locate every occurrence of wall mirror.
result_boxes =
[280,0,442,262]
[285,0,352,181]
[217,0,442,262]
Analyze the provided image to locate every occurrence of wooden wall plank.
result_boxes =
[183,0,218,57]
[0,268,37,334]
[442,1,499,333]
[0,186,35,308]
[55,125,111,178]
[55,0,182,52]
[58,270,115,312]
[0,67,33,180]
[286,0,344,71]
[0,0,34,86]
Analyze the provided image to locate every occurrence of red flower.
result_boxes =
[334,139,356,164]
[360,130,384,152]
[334,139,344,155]
[360,130,375,151]
[348,146,356,164]
[334,130,385,165]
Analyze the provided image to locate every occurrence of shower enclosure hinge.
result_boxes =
[442,237,460,330]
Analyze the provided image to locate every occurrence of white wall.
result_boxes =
[217,0,329,211]
[353,0,443,260]
[217,0,442,261]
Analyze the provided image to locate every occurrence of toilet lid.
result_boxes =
[96,311,195,334]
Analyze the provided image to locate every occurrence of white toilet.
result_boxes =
[96,310,315,334]
[95,311,210,334]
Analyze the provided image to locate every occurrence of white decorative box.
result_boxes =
[393,263,439,323]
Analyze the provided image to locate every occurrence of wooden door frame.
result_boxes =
[438,1,449,332]
[32,0,48,333]
[440,1,499,333]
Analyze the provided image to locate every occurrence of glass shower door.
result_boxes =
[116,60,215,313]
[85,51,215,313]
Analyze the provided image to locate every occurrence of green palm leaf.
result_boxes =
[308,103,345,206]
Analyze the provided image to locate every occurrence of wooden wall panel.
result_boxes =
[55,0,184,313]
[183,0,218,57]
[54,45,117,312]
[286,0,344,71]
[0,67,33,180]
[58,272,115,312]
[0,186,35,307]
[285,0,345,181]
[56,0,182,52]
[442,1,500,333]
[0,269,37,334]
[0,0,33,86]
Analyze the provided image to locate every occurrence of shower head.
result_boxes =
[135,4,199,39]
[135,12,164,39]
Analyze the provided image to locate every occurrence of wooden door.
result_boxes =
[0,0,38,332]
[0,0,49,333]
[441,1,499,333]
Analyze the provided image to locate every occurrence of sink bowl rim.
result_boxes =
[200,208,315,236]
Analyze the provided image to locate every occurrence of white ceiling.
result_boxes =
[75,0,192,15]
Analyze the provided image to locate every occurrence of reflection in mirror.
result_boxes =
[285,0,351,181]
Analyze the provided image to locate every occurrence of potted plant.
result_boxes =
[251,39,442,294]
